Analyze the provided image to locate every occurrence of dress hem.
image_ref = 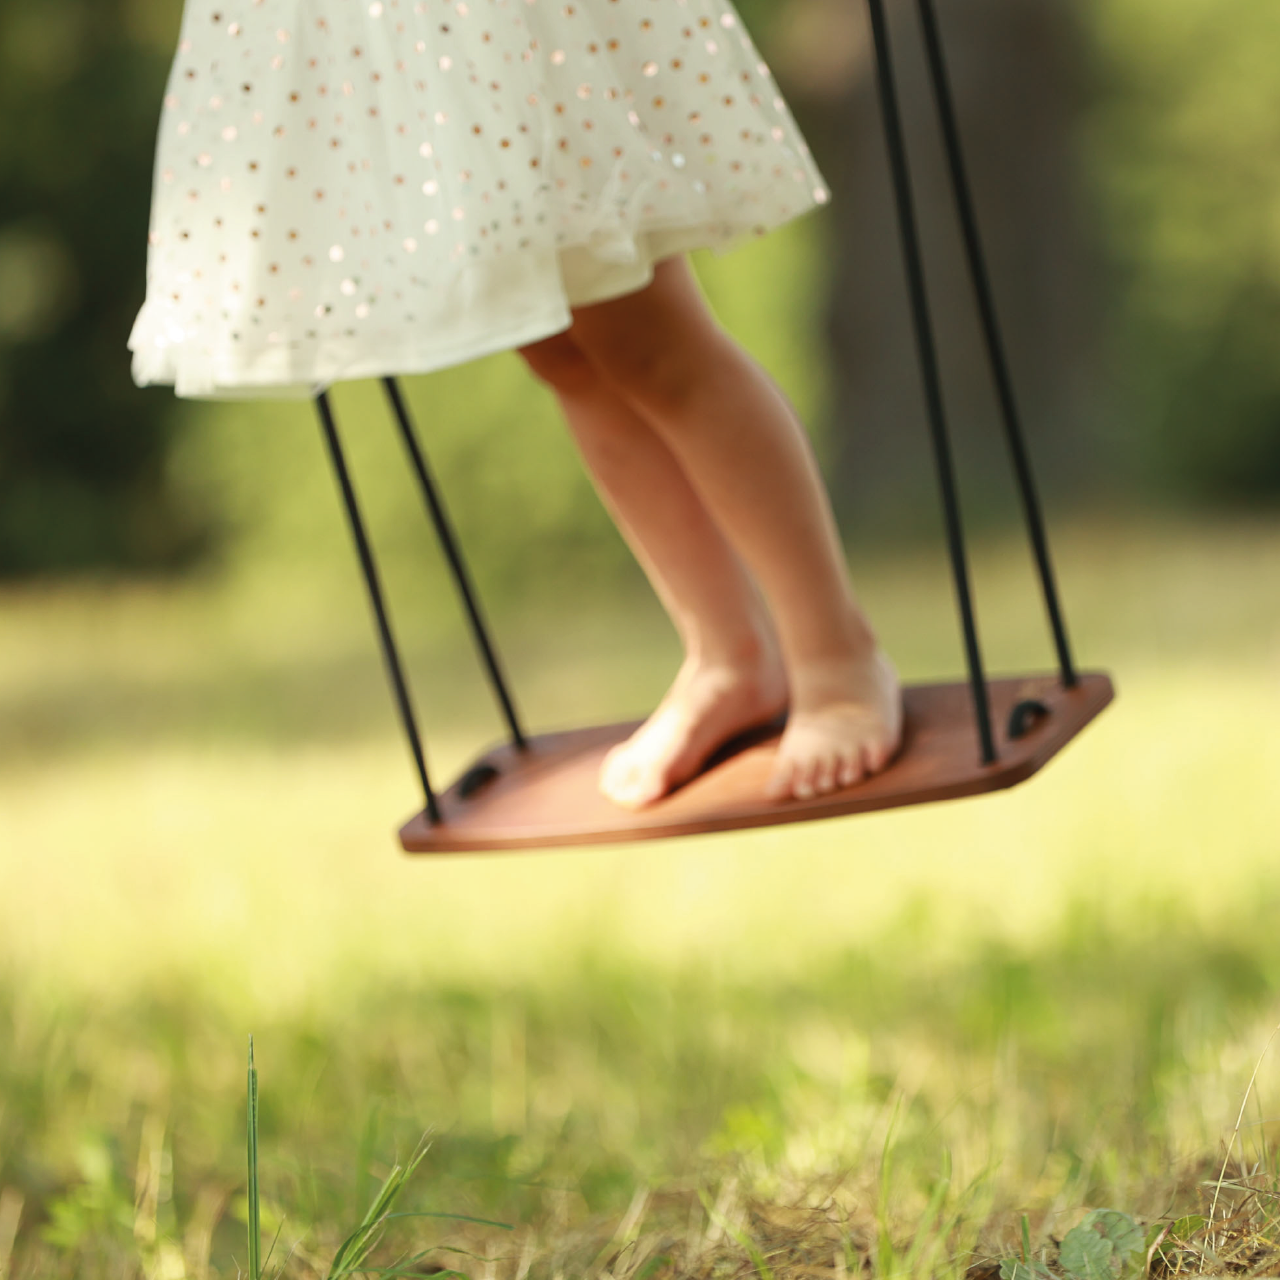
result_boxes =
[129,216,801,401]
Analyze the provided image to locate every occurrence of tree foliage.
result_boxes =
[1,0,1278,581]
[0,0,201,575]
[1090,0,1280,498]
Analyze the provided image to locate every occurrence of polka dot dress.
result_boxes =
[129,0,830,399]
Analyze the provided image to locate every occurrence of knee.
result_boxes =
[518,331,599,396]
[570,311,707,418]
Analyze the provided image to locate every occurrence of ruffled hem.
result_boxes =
[128,216,802,400]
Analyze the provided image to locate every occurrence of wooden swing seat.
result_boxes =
[399,671,1113,853]
[314,3,1113,856]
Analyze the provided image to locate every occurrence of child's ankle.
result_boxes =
[787,614,880,672]
[684,622,780,674]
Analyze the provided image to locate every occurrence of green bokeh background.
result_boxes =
[3,0,1280,580]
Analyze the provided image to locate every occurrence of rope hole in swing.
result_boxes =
[457,762,503,800]
[1007,699,1052,742]
[317,0,1114,855]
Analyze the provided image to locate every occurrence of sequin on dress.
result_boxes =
[129,0,829,399]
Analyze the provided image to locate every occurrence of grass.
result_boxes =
[0,511,1278,1278]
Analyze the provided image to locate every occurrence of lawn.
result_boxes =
[0,512,1278,1279]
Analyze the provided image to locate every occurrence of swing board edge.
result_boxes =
[399,671,1114,853]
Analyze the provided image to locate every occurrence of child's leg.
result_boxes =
[562,257,902,802]
[521,333,787,807]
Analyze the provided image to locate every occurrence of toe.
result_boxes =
[790,753,820,800]
[599,750,652,810]
[813,751,839,795]
[836,747,863,790]
[862,737,891,777]
[609,777,658,811]
[628,765,670,809]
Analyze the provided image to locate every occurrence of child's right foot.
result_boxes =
[765,649,902,802]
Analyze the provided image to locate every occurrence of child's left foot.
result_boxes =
[766,649,903,801]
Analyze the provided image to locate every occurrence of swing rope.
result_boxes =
[915,0,1079,689]
[316,391,442,824]
[380,377,528,749]
[865,0,998,765]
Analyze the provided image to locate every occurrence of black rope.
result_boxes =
[915,0,1079,688]
[380,377,528,750]
[864,0,998,765]
[315,391,442,824]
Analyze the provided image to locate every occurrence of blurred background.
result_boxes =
[6,0,1280,581]
[1,0,1279,1277]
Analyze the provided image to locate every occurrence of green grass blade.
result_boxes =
[876,1097,903,1279]
[371,1268,466,1280]
[381,1211,513,1230]
[329,1139,433,1279]
[261,1217,285,1279]
[415,1244,515,1263]
[901,1155,951,1278]
[329,1165,402,1275]
[247,1035,261,1280]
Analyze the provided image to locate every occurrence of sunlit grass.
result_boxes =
[0,513,1275,999]
[0,513,1278,1277]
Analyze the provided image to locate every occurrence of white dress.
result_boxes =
[129,0,829,399]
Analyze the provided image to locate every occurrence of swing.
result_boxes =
[313,0,1114,854]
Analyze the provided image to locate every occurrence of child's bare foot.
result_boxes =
[766,650,902,801]
[599,651,788,809]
